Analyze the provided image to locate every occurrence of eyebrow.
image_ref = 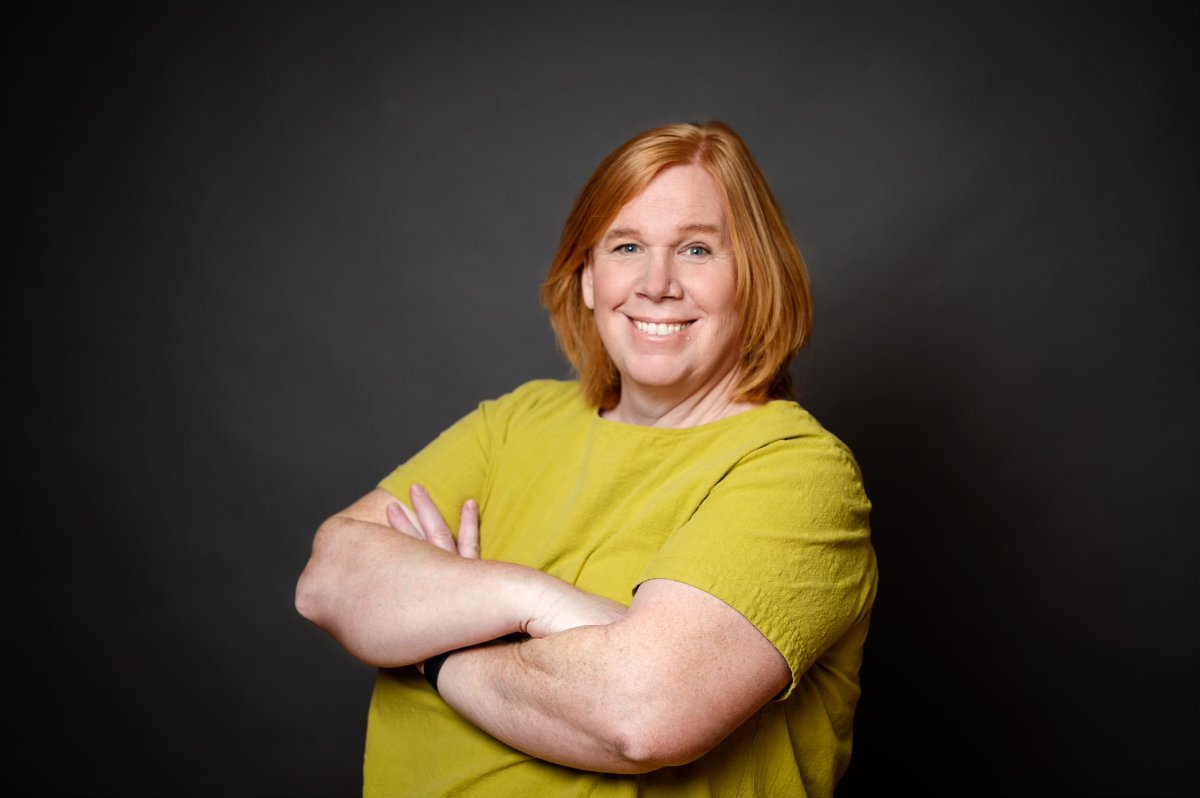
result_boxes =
[601,223,723,244]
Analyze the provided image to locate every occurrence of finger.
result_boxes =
[457,499,481,559]
[410,484,456,553]
[386,502,425,541]
[385,500,418,531]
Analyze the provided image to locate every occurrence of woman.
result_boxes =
[296,121,877,797]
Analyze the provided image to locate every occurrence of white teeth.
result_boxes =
[634,320,689,336]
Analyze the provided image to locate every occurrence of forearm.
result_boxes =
[295,513,548,666]
[436,625,660,773]
[432,580,790,773]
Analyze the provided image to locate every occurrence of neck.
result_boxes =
[603,370,758,429]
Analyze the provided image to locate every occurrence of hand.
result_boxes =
[385,484,480,559]
[388,484,626,638]
[523,581,627,639]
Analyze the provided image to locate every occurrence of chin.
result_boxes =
[623,371,695,394]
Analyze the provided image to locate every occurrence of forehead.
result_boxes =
[607,163,727,233]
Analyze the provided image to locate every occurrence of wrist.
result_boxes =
[497,562,560,635]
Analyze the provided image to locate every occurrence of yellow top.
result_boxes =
[366,380,876,797]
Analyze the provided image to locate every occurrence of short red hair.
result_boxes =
[542,121,812,410]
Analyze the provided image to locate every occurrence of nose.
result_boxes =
[639,247,682,301]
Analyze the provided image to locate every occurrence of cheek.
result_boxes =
[696,273,739,318]
[587,268,628,308]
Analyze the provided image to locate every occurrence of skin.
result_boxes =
[295,487,626,667]
[295,163,791,772]
[582,163,755,428]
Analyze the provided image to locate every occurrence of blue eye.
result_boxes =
[615,243,640,254]
[684,246,711,257]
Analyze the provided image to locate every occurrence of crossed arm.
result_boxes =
[295,486,790,773]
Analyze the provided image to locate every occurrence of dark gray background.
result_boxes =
[7,1,1197,795]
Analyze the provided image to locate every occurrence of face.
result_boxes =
[582,163,741,409]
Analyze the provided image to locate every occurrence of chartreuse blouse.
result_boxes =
[365,380,876,798]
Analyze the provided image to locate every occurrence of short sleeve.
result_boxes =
[637,433,876,698]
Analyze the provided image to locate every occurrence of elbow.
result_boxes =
[606,743,670,775]
[598,667,752,772]
[294,565,323,624]
[293,543,381,665]
[293,518,414,669]
[601,700,717,773]
[612,726,708,774]
[294,520,339,625]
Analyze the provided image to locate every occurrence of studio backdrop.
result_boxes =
[8,2,1196,795]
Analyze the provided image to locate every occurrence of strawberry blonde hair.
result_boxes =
[541,121,812,410]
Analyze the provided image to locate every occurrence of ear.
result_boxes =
[581,253,595,310]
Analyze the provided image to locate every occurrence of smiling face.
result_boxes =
[581,163,743,419]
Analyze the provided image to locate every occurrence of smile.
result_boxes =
[632,319,693,336]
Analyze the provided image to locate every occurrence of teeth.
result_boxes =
[634,320,689,336]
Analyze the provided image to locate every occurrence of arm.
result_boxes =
[436,578,791,773]
[373,433,868,774]
[300,484,789,772]
[294,486,625,667]
[373,488,788,772]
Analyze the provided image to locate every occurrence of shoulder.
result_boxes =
[475,379,591,442]
[743,400,850,448]
[496,378,583,406]
[725,401,864,484]
[718,402,871,527]
[484,379,587,419]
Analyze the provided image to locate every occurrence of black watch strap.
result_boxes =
[424,650,453,692]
